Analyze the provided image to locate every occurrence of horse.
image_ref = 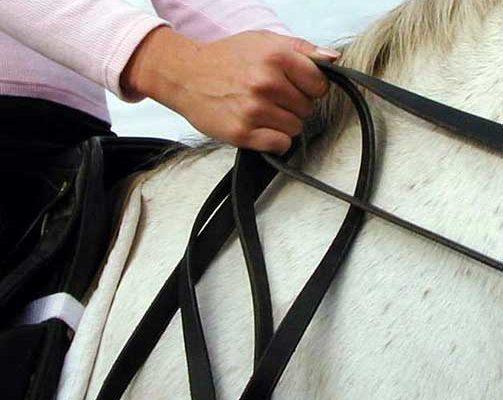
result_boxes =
[57,0,503,399]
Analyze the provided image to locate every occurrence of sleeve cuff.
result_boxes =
[104,15,170,102]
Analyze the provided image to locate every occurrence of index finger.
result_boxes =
[281,52,330,99]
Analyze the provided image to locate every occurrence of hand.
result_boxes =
[121,27,340,154]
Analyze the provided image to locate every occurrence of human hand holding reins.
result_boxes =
[121,27,340,154]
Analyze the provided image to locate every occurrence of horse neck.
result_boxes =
[310,5,503,261]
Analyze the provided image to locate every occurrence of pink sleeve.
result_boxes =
[151,0,292,42]
[0,0,290,103]
[0,0,169,100]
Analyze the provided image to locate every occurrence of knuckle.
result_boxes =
[263,76,279,92]
[242,99,264,120]
[249,73,275,95]
[230,123,250,146]
[264,49,287,66]
[247,75,262,93]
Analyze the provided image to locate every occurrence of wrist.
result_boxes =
[120,26,200,107]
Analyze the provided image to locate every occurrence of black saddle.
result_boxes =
[0,135,185,400]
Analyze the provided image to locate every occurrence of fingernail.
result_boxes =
[315,47,341,59]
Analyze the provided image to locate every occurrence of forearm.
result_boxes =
[151,0,291,41]
[0,0,168,99]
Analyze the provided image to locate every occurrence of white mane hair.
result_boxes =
[339,0,499,74]
[58,1,503,400]
[321,0,502,128]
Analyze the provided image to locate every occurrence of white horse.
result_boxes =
[58,1,503,399]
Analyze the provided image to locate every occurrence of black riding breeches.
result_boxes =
[0,96,115,400]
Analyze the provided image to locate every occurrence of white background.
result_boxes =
[107,0,405,141]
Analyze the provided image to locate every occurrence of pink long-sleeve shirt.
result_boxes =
[0,0,289,123]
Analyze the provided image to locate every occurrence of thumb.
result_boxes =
[291,37,341,62]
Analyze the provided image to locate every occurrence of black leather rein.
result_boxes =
[96,60,503,400]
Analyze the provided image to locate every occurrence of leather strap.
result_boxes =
[237,72,375,399]
[97,61,503,400]
[263,152,503,271]
[96,170,234,399]
[325,63,503,150]
[231,150,274,367]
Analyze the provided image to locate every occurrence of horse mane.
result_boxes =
[319,0,501,128]
[338,0,498,76]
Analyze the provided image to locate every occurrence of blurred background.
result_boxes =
[108,0,405,142]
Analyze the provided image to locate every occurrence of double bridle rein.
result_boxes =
[96,60,503,400]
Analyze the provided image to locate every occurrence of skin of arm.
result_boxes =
[120,26,340,154]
